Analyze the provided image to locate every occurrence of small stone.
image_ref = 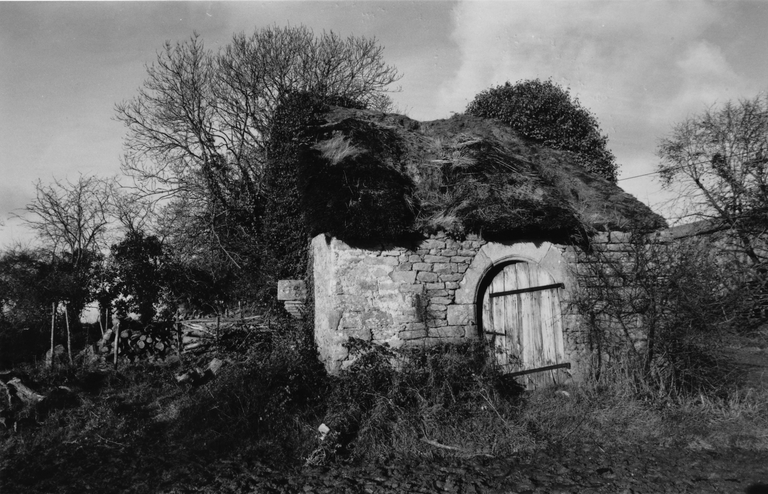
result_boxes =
[451,256,473,264]
[417,272,439,283]
[427,289,449,297]
[424,255,451,263]
[440,274,463,282]
[433,263,453,274]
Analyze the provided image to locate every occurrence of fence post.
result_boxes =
[65,305,73,365]
[176,310,183,364]
[49,302,55,370]
[113,318,120,370]
[216,314,221,353]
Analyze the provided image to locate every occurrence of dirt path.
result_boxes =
[163,442,768,494]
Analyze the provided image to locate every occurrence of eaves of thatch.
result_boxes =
[297,106,666,244]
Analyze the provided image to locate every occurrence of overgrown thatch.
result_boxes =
[291,106,665,243]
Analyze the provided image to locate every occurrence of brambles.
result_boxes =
[571,227,739,396]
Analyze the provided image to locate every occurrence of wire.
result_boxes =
[618,164,686,182]
[618,170,662,182]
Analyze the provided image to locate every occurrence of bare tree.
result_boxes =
[114,26,401,295]
[657,93,768,268]
[111,189,155,236]
[115,25,401,206]
[23,175,116,265]
[17,175,117,338]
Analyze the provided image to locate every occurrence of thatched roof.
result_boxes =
[295,106,666,243]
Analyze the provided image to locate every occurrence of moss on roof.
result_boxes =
[292,106,666,243]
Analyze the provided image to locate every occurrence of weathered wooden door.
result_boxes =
[481,261,568,388]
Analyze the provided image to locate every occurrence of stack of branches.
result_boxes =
[97,323,176,363]
[180,315,271,355]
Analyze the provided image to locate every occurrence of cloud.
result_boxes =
[439,1,742,120]
[439,1,763,217]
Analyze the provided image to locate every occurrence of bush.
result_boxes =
[164,313,328,465]
[466,79,618,182]
[317,339,527,463]
[572,228,738,396]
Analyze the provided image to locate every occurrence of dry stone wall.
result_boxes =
[312,232,488,372]
[312,232,596,375]
[562,231,658,365]
[311,227,718,379]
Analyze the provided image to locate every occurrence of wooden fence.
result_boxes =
[179,314,271,354]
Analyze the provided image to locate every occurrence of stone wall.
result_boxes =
[312,233,486,372]
[312,232,582,374]
[561,231,644,364]
[311,226,742,379]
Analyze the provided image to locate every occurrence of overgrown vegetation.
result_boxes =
[300,118,416,242]
[466,79,619,182]
[4,21,768,493]
[411,134,583,240]
[286,108,659,246]
[3,309,766,492]
[572,228,746,397]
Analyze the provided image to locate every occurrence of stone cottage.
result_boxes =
[274,103,665,387]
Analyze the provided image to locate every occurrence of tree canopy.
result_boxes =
[115,26,401,298]
[466,79,618,182]
[116,26,400,205]
[657,94,768,269]
[22,175,115,266]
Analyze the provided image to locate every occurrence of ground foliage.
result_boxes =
[1,315,766,493]
[466,79,618,182]
[572,226,752,397]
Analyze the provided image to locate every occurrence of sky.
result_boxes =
[2,1,767,249]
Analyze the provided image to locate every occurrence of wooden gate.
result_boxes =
[480,261,568,388]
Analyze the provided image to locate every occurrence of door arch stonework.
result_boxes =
[454,241,573,387]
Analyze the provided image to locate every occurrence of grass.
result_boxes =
[313,133,364,165]
[2,320,767,493]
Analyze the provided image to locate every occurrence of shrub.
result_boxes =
[572,227,738,396]
[165,313,328,465]
[317,340,528,463]
[466,79,618,182]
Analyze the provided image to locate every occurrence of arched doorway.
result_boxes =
[479,260,569,388]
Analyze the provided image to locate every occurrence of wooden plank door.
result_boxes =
[481,261,567,388]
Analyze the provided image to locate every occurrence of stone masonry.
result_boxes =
[312,232,486,372]
[311,229,654,376]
